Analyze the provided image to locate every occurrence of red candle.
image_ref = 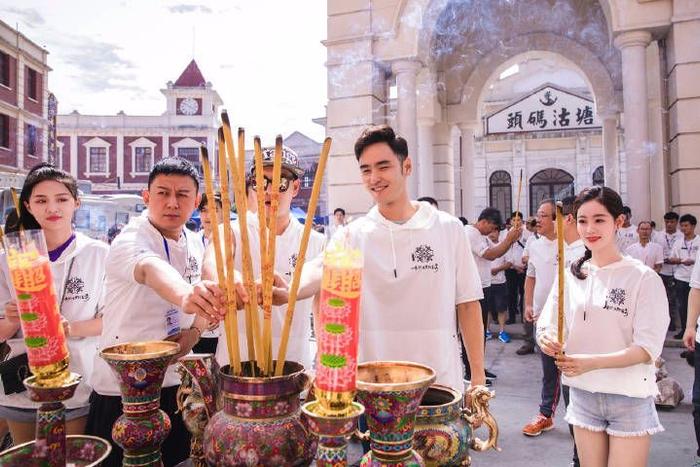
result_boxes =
[314,246,362,414]
[5,230,69,385]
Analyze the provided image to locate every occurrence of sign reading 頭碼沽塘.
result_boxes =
[485,84,601,135]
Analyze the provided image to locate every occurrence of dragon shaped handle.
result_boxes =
[462,385,500,453]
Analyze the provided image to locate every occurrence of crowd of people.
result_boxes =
[0,124,697,466]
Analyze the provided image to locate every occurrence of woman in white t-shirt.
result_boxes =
[536,186,669,467]
[0,163,106,444]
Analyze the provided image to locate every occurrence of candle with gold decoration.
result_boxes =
[314,241,363,416]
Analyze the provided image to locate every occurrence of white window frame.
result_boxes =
[128,137,156,176]
[56,140,64,169]
[83,137,111,177]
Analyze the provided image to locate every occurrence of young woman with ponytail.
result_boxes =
[536,186,669,467]
[0,163,107,444]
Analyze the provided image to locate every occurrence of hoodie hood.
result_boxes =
[365,201,437,231]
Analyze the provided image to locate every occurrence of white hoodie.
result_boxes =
[536,256,669,398]
[340,202,483,390]
[0,232,108,409]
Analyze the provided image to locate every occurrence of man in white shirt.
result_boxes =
[522,197,585,442]
[464,208,521,380]
[326,207,347,238]
[616,205,638,252]
[505,211,528,326]
[86,158,219,467]
[670,214,700,339]
[654,211,683,332]
[682,247,700,467]
[626,221,664,273]
[269,125,488,391]
[212,146,325,371]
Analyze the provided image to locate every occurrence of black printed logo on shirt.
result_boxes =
[284,254,299,279]
[184,256,201,284]
[603,288,628,317]
[410,244,439,272]
[64,277,89,302]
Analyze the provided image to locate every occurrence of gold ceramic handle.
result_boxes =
[462,385,500,452]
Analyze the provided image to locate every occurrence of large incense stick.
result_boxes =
[514,168,523,225]
[199,147,233,368]
[555,202,565,347]
[221,113,264,373]
[275,137,332,376]
[217,129,241,375]
[262,137,283,372]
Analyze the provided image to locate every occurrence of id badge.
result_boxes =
[165,308,181,337]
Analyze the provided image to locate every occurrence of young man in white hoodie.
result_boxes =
[269,125,486,390]
[87,157,221,467]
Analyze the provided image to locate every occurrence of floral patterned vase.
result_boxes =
[356,361,436,467]
[0,435,112,466]
[202,360,316,466]
[99,341,180,467]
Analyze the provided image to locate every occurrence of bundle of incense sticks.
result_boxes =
[203,110,332,377]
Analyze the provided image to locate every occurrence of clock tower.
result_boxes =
[162,59,223,119]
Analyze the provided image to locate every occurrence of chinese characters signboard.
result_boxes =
[486,84,601,135]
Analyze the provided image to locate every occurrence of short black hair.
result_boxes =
[680,214,697,226]
[511,210,523,219]
[148,156,199,191]
[561,196,576,216]
[458,216,468,225]
[334,207,346,216]
[354,125,408,162]
[198,192,222,212]
[622,205,631,215]
[478,207,502,226]
[664,211,679,221]
[417,196,438,208]
[637,220,653,229]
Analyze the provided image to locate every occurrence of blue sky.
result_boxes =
[1,1,328,143]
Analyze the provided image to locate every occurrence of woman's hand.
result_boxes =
[556,354,598,377]
[538,333,562,357]
[4,302,18,323]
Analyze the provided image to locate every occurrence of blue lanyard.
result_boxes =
[161,230,187,267]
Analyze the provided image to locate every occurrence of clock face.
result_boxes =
[179,97,199,116]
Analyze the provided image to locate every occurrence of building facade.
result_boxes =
[323,0,700,223]
[0,19,51,188]
[57,60,222,193]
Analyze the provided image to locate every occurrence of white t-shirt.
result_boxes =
[690,249,700,342]
[625,242,664,270]
[91,216,203,396]
[342,202,483,390]
[527,237,585,315]
[616,225,639,252]
[465,225,491,289]
[508,232,528,270]
[653,230,683,276]
[671,235,700,283]
[215,213,325,371]
[537,256,669,398]
[522,233,538,261]
[490,248,510,285]
[0,233,107,409]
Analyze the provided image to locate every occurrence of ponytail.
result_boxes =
[571,247,592,280]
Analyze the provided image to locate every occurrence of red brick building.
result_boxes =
[57,60,222,193]
[0,19,51,187]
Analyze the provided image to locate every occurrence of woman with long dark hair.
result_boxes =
[537,186,669,467]
[0,163,107,444]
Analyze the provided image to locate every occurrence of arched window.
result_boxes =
[529,169,575,216]
[592,165,604,186]
[489,170,512,222]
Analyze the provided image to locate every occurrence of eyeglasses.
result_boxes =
[251,176,293,193]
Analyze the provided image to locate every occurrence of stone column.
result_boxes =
[392,60,420,199]
[614,30,652,220]
[417,117,435,198]
[459,122,478,220]
[600,112,620,192]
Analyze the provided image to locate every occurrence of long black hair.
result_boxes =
[570,186,625,279]
[6,162,79,233]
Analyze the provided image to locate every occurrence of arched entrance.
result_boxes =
[489,170,512,221]
[529,169,574,215]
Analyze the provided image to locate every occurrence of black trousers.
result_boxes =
[660,274,678,329]
[505,269,525,322]
[85,386,191,467]
[539,352,561,418]
[463,289,490,379]
[193,336,218,354]
[562,385,580,466]
[676,279,691,332]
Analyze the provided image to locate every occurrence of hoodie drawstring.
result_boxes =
[389,223,398,278]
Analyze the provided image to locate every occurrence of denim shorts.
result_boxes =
[565,387,664,437]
